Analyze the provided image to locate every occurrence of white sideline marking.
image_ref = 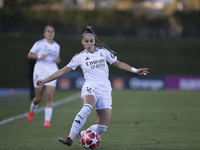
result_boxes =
[0,92,80,125]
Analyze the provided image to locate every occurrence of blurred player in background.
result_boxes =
[28,59,36,101]
[37,26,149,145]
[27,25,61,127]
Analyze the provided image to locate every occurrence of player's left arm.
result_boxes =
[55,45,61,64]
[55,56,61,64]
[112,59,149,75]
[37,65,73,86]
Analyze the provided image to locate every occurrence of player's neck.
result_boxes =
[45,38,53,44]
[86,47,95,54]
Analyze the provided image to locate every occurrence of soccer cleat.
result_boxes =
[77,131,83,146]
[27,110,34,122]
[43,121,50,127]
[59,136,73,147]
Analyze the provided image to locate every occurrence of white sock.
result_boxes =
[44,107,53,122]
[30,101,38,112]
[69,104,93,140]
[87,124,108,135]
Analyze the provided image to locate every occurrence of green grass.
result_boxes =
[0,90,200,150]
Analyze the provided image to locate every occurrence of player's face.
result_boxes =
[81,34,95,53]
[44,27,55,40]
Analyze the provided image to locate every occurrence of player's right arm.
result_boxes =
[37,65,73,86]
[27,52,46,59]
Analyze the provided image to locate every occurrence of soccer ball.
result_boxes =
[81,130,101,149]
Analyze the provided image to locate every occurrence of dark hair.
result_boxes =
[82,26,116,54]
[44,25,54,33]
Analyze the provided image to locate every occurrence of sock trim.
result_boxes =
[83,104,93,111]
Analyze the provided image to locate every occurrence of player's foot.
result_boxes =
[77,131,83,146]
[43,121,50,127]
[59,136,73,147]
[27,110,34,122]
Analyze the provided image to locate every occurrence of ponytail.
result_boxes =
[82,26,116,54]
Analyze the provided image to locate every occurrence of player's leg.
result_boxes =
[85,108,111,135]
[33,86,45,104]
[96,108,111,126]
[77,108,111,146]
[59,94,96,146]
[84,90,112,135]
[43,86,55,127]
[27,86,44,121]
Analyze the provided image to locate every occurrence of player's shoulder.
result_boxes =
[53,41,60,47]
[73,50,87,58]
[96,47,107,52]
[52,41,60,50]
[34,39,45,45]
[96,47,110,55]
[96,47,116,59]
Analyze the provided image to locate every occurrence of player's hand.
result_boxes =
[137,68,149,75]
[40,55,47,59]
[37,79,45,86]
[55,57,61,63]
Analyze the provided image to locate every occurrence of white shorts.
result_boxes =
[33,72,57,88]
[81,86,112,110]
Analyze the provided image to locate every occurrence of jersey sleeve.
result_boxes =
[54,42,60,58]
[30,41,40,54]
[67,54,80,70]
[105,49,117,64]
[56,44,60,57]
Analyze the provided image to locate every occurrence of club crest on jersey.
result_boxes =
[100,53,103,57]
[87,87,92,93]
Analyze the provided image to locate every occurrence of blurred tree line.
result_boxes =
[1,0,200,87]
[1,0,200,37]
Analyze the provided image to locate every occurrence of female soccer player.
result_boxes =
[37,26,149,145]
[27,25,61,127]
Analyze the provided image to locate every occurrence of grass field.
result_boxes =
[0,90,200,150]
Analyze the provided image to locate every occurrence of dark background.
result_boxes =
[0,0,200,87]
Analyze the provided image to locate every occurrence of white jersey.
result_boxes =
[30,39,60,87]
[30,39,60,74]
[67,47,117,92]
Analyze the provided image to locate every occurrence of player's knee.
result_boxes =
[82,104,93,115]
[34,96,42,103]
[46,93,53,101]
